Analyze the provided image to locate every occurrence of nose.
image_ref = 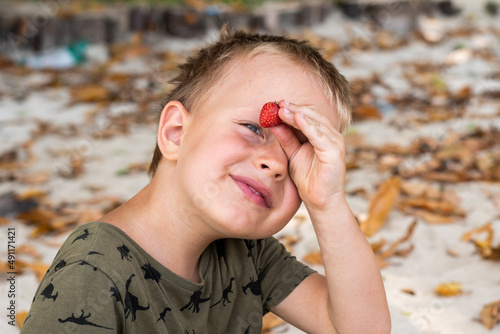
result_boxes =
[255,139,288,182]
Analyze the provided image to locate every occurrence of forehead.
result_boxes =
[214,53,337,123]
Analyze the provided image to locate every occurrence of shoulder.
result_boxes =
[23,258,124,333]
[46,222,139,283]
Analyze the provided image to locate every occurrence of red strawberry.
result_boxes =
[259,102,281,128]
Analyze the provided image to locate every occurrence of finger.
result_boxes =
[278,101,339,144]
[269,124,302,162]
[281,108,341,152]
[294,112,344,157]
[280,100,339,132]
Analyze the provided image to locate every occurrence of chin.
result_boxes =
[213,211,273,240]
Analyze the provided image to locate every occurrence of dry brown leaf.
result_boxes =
[118,162,150,175]
[461,222,500,260]
[446,248,460,258]
[345,187,367,197]
[0,261,11,272]
[17,207,58,225]
[303,251,323,266]
[16,244,40,259]
[16,188,47,201]
[262,312,285,333]
[70,84,110,104]
[379,220,417,259]
[18,170,50,185]
[398,197,464,216]
[17,205,82,238]
[376,31,405,50]
[16,311,29,329]
[0,217,9,225]
[454,85,472,103]
[394,244,415,257]
[350,37,372,51]
[462,223,493,243]
[419,211,458,224]
[434,282,462,297]
[398,182,466,224]
[29,223,54,238]
[0,141,36,170]
[436,146,475,165]
[360,177,401,237]
[370,239,387,253]
[24,261,50,282]
[375,220,417,268]
[399,180,448,199]
[421,171,468,183]
[401,288,416,296]
[379,155,404,172]
[2,259,28,275]
[375,257,389,268]
[55,156,85,179]
[0,149,20,169]
[354,105,382,120]
[279,235,299,253]
[398,206,457,224]
[481,300,500,330]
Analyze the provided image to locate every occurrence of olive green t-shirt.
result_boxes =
[21,222,315,333]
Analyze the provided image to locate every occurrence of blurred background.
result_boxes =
[1,0,500,333]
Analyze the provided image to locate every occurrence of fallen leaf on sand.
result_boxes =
[279,235,300,253]
[70,84,111,104]
[397,181,465,223]
[399,208,456,224]
[481,299,500,330]
[401,288,416,296]
[303,251,323,266]
[0,259,48,281]
[360,177,401,237]
[263,312,285,333]
[374,220,417,268]
[354,105,382,120]
[17,170,50,185]
[461,222,500,260]
[16,244,40,259]
[16,311,29,329]
[434,282,462,297]
[24,261,50,282]
[16,188,48,200]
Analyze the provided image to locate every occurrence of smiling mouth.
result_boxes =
[230,175,271,209]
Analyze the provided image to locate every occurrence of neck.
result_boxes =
[98,176,216,283]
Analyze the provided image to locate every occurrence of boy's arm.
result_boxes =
[268,101,391,334]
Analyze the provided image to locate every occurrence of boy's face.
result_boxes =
[174,54,338,239]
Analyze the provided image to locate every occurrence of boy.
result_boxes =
[21,28,390,333]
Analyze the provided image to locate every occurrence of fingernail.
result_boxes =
[284,108,290,114]
[283,100,290,106]
[299,112,305,118]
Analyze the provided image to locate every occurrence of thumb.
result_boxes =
[270,124,301,162]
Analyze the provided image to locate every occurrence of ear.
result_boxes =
[157,101,189,161]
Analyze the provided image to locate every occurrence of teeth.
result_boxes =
[248,185,262,197]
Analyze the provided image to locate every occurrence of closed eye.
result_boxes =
[242,122,262,136]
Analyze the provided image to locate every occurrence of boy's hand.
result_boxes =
[270,100,346,212]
